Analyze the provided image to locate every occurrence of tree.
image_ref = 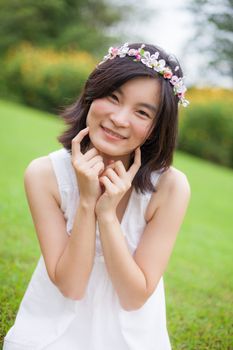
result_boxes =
[187,0,233,81]
[0,0,139,56]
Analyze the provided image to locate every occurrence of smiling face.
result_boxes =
[86,76,161,166]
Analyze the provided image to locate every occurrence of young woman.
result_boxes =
[4,43,191,350]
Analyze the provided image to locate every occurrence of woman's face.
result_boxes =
[86,76,160,162]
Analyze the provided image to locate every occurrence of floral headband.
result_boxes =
[99,43,189,107]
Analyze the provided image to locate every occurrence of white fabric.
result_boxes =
[3,148,172,350]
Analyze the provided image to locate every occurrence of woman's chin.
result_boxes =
[93,144,129,159]
[89,134,134,159]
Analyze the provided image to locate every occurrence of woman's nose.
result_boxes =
[110,109,130,127]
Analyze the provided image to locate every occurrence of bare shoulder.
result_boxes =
[145,166,191,221]
[24,156,61,206]
[159,166,191,195]
[25,156,51,176]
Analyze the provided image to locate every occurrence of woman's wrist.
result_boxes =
[96,210,118,224]
[79,196,97,211]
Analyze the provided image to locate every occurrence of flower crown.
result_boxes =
[99,43,189,107]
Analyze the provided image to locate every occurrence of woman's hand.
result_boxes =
[95,147,141,218]
[71,127,105,204]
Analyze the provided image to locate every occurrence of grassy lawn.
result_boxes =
[0,100,232,349]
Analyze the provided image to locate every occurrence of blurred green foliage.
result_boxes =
[1,43,96,113]
[0,0,137,56]
[178,101,233,168]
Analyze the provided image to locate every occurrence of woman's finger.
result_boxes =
[83,147,100,161]
[92,161,105,176]
[71,127,89,158]
[105,168,122,187]
[100,160,115,178]
[112,160,126,178]
[88,155,104,168]
[99,175,115,192]
[127,147,141,179]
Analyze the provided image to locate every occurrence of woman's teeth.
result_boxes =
[104,127,125,139]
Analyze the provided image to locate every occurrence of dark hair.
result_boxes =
[58,43,183,193]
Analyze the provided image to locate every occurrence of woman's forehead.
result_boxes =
[115,77,160,105]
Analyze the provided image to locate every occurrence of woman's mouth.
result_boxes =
[101,126,126,140]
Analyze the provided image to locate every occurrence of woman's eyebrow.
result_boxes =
[116,87,123,95]
[116,88,157,113]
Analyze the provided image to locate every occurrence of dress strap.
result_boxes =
[48,148,76,215]
[151,168,163,190]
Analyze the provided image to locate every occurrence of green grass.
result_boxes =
[0,100,232,349]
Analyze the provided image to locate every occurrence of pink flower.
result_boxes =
[128,49,137,56]
[178,92,185,98]
[135,53,141,61]
[164,71,173,79]
[110,47,119,58]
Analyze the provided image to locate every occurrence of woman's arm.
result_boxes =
[96,160,191,311]
[24,127,105,300]
[24,157,97,300]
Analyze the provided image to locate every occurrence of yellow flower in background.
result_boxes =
[186,87,233,105]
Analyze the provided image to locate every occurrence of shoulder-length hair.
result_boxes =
[58,43,183,194]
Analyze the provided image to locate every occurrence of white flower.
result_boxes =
[151,52,160,60]
[170,75,180,85]
[174,80,187,94]
[181,99,190,107]
[141,51,153,67]
[118,43,129,57]
[153,59,166,73]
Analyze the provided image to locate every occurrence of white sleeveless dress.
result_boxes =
[3,148,172,350]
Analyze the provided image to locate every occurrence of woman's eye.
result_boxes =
[109,93,119,102]
[138,110,150,118]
